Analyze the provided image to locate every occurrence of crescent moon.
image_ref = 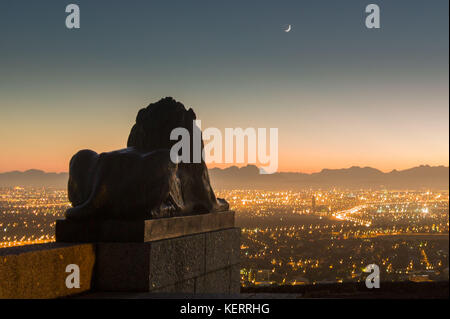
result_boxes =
[284,25,291,32]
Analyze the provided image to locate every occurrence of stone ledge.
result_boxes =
[0,243,95,299]
[55,210,235,242]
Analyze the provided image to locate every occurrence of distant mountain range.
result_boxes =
[0,169,69,188]
[208,165,449,190]
[0,165,448,190]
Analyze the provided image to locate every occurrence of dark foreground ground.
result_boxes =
[242,281,449,299]
[78,281,448,299]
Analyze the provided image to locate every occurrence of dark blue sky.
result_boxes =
[0,0,448,172]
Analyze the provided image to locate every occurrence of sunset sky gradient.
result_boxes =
[0,0,448,173]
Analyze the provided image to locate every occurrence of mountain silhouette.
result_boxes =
[0,170,69,187]
[0,165,448,190]
[208,165,449,190]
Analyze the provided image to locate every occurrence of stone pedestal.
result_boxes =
[56,211,240,294]
[94,228,240,293]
